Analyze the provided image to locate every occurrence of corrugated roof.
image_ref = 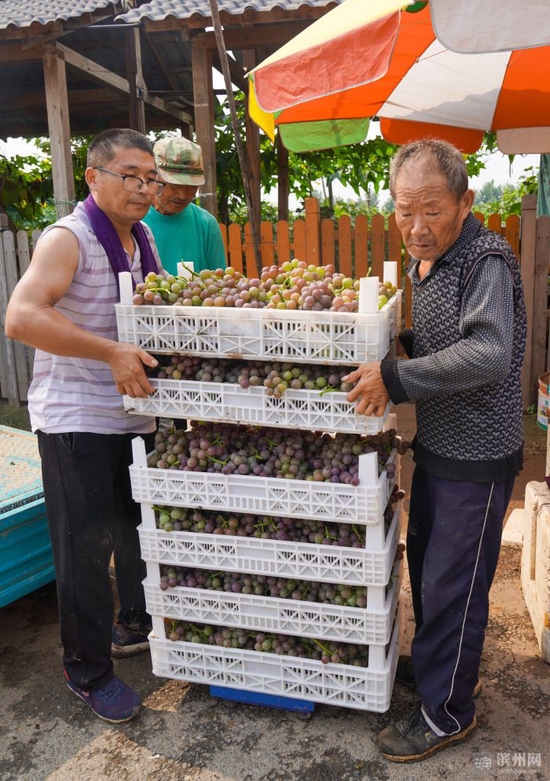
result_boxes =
[117,0,339,24]
[0,0,121,30]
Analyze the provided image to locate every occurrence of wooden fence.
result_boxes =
[1,198,547,408]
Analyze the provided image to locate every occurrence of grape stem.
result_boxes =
[317,385,344,397]
[310,638,332,654]
[207,455,229,466]
[351,524,365,544]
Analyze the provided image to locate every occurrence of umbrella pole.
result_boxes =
[209,0,262,278]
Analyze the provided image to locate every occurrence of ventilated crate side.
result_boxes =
[143,561,401,645]
[148,599,402,713]
[138,502,401,586]
[115,294,400,366]
[130,438,396,525]
[124,380,390,435]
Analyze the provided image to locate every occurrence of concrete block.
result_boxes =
[502,508,524,549]
[520,481,550,663]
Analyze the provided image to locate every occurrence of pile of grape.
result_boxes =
[160,565,399,608]
[132,260,397,313]
[154,485,403,540]
[165,619,371,666]
[152,356,355,398]
[148,422,407,484]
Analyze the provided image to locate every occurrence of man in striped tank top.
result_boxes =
[6,128,165,723]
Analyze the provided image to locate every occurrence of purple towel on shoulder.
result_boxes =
[83,194,158,295]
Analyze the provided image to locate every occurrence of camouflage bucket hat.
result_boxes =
[154,137,206,186]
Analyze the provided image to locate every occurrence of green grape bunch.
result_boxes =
[132,260,397,312]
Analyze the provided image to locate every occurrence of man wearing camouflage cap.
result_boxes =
[143,136,226,275]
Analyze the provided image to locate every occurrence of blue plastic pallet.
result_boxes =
[209,686,314,713]
[0,425,54,607]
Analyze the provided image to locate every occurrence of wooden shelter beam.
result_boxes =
[126,27,146,133]
[277,135,289,222]
[142,32,183,96]
[55,42,192,125]
[42,44,74,219]
[191,21,316,51]
[142,10,329,34]
[211,52,247,93]
[243,49,261,231]
[0,44,43,62]
[191,41,217,218]
[3,87,158,110]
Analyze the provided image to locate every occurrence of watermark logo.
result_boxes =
[473,752,542,774]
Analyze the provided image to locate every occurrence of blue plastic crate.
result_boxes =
[209,685,314,713]
[0,425,54,607]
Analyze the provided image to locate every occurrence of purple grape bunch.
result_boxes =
[148,422,409,485]
[165,619,372,667]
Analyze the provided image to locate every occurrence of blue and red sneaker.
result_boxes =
[64,670,141,723]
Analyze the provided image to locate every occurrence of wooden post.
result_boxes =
[304,197,320,266]
[2,231,30,402]
[277,134,289,222]
[520,194,538,408]
[276,220,291,264]
[370,213,385,281]
[126,27,147,134]
[243,50,261,234]
[192,42,217,218]
[354,215,368,278]
[42,44,75,219]
[531,215,550,402]
[338,215,352,277]
[208,0,261,277]
[321,218,335,270]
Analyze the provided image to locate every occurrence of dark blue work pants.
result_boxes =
[37,431,153,691]
[407,465,515,734]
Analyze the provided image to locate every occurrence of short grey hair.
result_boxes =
[87,128,154,168]
[389,139,469,200]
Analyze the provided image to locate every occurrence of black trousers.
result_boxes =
[37,430,153,691]
[407,465,515,734]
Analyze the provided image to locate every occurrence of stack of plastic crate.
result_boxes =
[118,265,404,713]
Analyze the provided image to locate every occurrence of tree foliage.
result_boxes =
[473,169,539,217]
[0,137,90,230]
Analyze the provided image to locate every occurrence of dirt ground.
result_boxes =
[0,403,549,781]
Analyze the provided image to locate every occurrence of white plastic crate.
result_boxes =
[148,597,402,713]
[131,437,397,524]
[143,560,401,645]
[124,379,390,435]
[116,287,401,366]
[138,501,402,586]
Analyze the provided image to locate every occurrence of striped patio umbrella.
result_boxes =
[247,0,550,154]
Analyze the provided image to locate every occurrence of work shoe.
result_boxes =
[111,621,151,658]
[396,655,482,698]
[377,704,477,762]
[64,671,141,723]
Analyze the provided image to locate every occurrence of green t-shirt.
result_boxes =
[142,202,226,276]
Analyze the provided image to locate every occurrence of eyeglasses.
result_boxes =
[93,166,165,195]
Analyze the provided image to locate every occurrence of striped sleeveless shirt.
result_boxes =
[28,201,158,435]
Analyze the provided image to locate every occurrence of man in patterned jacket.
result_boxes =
[345,140,527,762]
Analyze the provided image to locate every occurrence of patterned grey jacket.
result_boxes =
[381,213,527,483]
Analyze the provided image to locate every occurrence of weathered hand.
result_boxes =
[343,361,389,417]
[109,344,158,398]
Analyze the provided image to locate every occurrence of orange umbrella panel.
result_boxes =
[249,0,550,154]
